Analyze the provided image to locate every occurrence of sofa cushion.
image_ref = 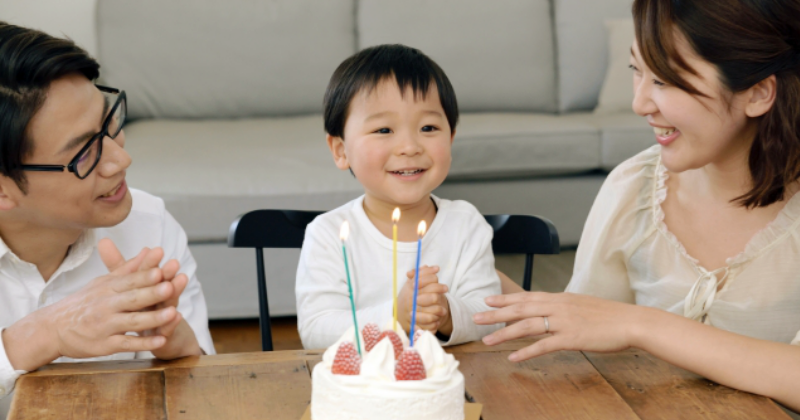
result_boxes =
[96,0,356,119]
[124,113,604,241]
[449,113,601,179]
[0,0,98,56]
[554,0,635,112]
[358,0,557,113]
[590,113,654,169]
[593,19,636,115]
[123,116,363,241]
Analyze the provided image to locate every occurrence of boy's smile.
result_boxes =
[328,78,454,212]
[391,168,425,175]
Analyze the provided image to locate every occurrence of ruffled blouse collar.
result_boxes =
[651,155,800,271]
[650,154,800,322]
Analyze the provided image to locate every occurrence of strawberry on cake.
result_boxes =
[311,323,465,420]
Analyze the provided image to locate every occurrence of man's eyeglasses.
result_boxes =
[13,85,127,179]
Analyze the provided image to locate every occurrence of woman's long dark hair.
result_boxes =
[633,0,800,208]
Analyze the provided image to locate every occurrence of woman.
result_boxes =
[480,0,800,411]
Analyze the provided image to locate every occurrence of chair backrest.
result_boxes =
[228,209,560,351]
[484,214,559,255]
[229,210,322,249]
[484,214,559,293]
[229,210,559,254]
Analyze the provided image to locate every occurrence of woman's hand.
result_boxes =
[473,292,644,362]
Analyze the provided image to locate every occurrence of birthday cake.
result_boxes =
[310,323,465,420]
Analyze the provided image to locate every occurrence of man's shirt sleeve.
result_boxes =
[0,327,28,398]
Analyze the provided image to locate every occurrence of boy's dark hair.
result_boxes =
[324,44,458,138]
[0,21,100,191]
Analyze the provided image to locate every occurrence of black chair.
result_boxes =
[228,210,560,351]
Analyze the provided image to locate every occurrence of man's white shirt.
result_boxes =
[0,189,215,406]
[296,195,503,349]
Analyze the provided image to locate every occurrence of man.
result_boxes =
[0,22,214,415]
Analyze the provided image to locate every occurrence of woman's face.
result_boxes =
[629,36,759,173]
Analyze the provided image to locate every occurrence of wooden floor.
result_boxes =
[209,317,303,353]
[209,250,577,354]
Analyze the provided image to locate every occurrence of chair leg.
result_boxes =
[256,248,274,351]
[523,254,534,292]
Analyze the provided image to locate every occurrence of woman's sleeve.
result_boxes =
[565,151,657,303]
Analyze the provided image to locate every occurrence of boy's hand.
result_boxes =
[99,239,201,359]
[398,265,451,334]
[415,282,453,334]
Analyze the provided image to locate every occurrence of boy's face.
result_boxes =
[0,73,133,231]
[328,79,454,208]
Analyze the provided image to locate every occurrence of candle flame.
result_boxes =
[340,221,350,241]
[417,220,427,236]
[392,208,400,223]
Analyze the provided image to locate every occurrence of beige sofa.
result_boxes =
[94,0,650,318]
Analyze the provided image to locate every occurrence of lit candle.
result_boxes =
[392,208,400,332]
[409,220,427,347]
[340,221,362,355]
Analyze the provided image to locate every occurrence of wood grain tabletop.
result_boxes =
[8,338,790,420]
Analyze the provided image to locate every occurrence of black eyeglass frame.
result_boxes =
[15,85,127,180]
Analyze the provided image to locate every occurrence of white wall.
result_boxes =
[0,0,98,57]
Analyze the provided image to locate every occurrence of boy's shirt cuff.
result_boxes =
[439,294,504,347]
[0,328,28,398]
[439,294,469,346]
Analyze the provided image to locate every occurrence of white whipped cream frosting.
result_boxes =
[312,322,465,420]
[320,324,461,394]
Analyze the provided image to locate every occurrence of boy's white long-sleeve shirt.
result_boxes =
[296,195,502,350]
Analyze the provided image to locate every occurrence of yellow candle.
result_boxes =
[392,208,400,331]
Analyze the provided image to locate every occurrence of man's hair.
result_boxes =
[323,44,458,138]
[0,22,100,190]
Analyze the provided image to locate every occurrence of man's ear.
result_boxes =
[0,179,20,211]
[745,75,777,118]
[450,128,456,145]
[327,134,350,171]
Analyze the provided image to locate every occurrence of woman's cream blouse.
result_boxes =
[566,146,800,345]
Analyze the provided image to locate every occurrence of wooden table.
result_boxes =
[8,338,790,419]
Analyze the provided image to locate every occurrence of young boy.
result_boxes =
[296,44,502,349]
